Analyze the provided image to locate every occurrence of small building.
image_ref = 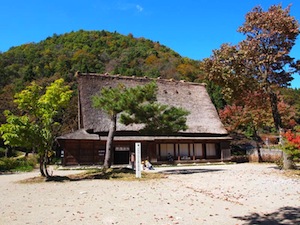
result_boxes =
[57,73,231,166]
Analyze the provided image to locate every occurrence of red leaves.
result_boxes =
[283,130,300,150]
[219,90,297,132]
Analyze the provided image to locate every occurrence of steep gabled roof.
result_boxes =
[77,73,228,135]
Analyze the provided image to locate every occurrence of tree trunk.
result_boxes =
[282,150,295,170]
[103,114,117,168]
[269,91,282,131]
[39,157,46,177]
[39,151,51,178]
[256,141,263,163]
[269,90,294,169]
[43,150,51,178]
[253,128,263,163]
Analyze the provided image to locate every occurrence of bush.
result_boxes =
[275,158,284,170]
[0,155,37,172]
[0,148,6,157]
[0,157,18,171]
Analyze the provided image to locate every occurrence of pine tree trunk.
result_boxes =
[103,114,117,168]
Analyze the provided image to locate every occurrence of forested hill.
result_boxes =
[0,29,202,88]
[0,30,204,133]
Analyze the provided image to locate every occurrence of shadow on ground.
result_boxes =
[233,206,300,225]
[159,168,224,175]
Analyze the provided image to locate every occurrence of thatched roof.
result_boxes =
[58,129,99,140]
[77,73,228,135]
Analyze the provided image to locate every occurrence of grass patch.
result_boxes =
[281,169,300,179]
[19,167,167,184]
[71,168,165,181]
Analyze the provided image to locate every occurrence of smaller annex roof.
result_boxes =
[77,73,228,135]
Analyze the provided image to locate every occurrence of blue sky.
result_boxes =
[1,0,300,88]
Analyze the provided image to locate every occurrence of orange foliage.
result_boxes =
[284,130,300,150]
[145,55,158,65]
[219,90,298,132]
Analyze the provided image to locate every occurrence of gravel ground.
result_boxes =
[0,163,299,225]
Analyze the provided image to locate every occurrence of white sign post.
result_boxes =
[135,142,142,178]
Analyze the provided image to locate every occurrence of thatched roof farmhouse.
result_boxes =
[57,73,231,165]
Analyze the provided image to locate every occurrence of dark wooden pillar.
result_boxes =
[202,143,207,159]
[192,144,195,160]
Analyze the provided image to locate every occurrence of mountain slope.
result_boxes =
[0,30,202,87]
[0,30,203,133]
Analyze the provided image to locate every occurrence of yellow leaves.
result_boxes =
[40,78,73,109]
[176,63,194,76]
[14,81,42,112]
[145,55,158,65]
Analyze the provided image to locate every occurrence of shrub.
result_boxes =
[0,157,18,171]
[282,130,300,164]
[0,148,6,157]
[0,155,37,172]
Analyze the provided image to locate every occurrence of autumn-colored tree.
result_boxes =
[277,95,297,129]
[238,4,299,131]
[280,87,300,124]
[202,43,256,103]
[204,5,299,118]
[219,90,297,162]
[219,90,272,162]
[203,4,299,168]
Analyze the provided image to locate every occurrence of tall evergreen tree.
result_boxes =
[92,82,189,168]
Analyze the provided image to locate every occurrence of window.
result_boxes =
[159,144,174,157]
[194,143,203,157]
[206,143,216,156]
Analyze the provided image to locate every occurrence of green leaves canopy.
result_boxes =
[0,78,73,154]
[121,102,189,134]
[92,81,189,134]
[92,82,157,117]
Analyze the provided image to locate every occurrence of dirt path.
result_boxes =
[0,163,299,225]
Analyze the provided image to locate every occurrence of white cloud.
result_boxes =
[116,2,143,13]
[136,4,143,12]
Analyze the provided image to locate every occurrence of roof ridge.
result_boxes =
[76,72,206,86]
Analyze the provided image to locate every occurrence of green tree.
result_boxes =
[92,82,189,168]
[204,80,226,110]
[0,79,72,177]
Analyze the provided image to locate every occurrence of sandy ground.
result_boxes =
[0,163,299,225]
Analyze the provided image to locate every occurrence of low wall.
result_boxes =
[247,148,283,162]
